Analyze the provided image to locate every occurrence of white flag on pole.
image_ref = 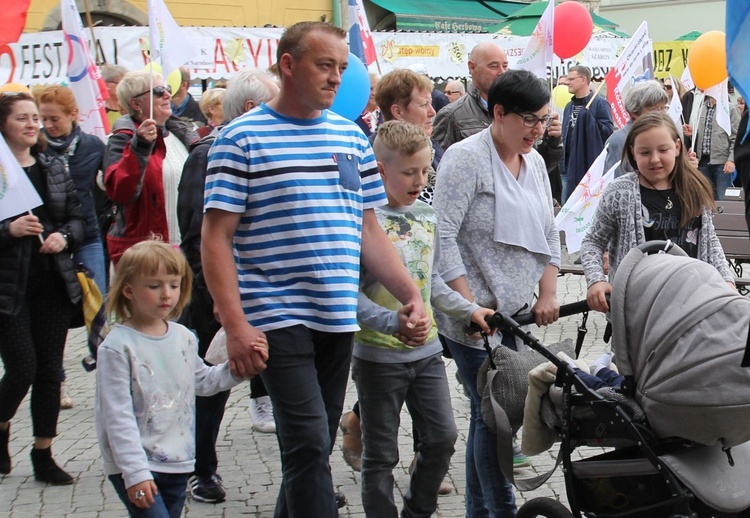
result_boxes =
[704,78,732,136]
[515,0,554,79]
[667,74,684,138]
[555,145,617,253]
[681,66,695,91]
[148,0,195,78]
[0,134,43,222]
[60,0,109,141]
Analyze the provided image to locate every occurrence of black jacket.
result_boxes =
[177,128,218,281]
[0,153,85,315]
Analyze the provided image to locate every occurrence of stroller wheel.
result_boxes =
[517,497,574,518]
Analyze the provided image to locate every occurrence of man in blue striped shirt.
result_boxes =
[201,21,427,517]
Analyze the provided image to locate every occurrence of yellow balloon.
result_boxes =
[141,63,183,96]
[552,85,571,110]
[0,82,31,94]
[687,31,727,89]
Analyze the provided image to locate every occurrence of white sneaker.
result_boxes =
[249,396,276,433]
[60,383,73,410]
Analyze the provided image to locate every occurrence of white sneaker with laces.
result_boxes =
[249,396,276,433]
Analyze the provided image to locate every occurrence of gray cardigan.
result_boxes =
[433,129,560,349]
[581,173,734,287]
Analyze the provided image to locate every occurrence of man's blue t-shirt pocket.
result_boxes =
[334,153,361,191]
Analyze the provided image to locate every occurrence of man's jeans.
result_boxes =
[74,239,108,296]
[260,325,353,518]
[699,156,733,200]
[352,353,457,517]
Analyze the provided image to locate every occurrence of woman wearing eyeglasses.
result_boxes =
[432,69,560,517]
[0,91,84,484]
[104,71,197,266]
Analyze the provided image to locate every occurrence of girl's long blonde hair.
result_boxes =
[624,112,715,226]
[107,240,193,323]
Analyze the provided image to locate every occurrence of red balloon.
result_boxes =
[553,1,594,60]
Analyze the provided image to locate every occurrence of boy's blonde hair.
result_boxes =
[373,120,431,162]
[107,240,193,323]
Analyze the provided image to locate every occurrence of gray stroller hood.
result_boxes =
[611,244,750,448]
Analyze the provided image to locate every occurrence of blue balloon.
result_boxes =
[330,53,370,121]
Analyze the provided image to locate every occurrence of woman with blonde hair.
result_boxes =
[197,87,225,138]
[104,71,197,266]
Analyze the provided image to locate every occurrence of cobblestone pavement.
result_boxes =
[0,274,615,517]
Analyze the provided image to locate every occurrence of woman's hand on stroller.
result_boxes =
[531,292,560,327]
[587,281,612,313]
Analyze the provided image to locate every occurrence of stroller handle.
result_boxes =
[469,299,590,334]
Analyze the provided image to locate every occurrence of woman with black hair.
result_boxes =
[0,91,84,484]
[433,69,561,516]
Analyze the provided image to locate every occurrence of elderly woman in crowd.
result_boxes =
[104,70,197,266]
[433,69,561,517]
[604,80,670,177]
[0,91,84,485]
[196,87,225,138]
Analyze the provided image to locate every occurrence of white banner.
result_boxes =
[0,26,626,87]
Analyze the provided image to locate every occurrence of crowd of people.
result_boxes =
[0,18,748,518]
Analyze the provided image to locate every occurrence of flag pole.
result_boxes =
[149,60,154,121]
[586,80,606,110]
[82,0,102,65]
[26,210,45,245]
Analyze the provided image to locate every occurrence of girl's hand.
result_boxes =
[39,231,67,254]
[128,480,158,509]
[531,293,560,327]
[587,281,612,313]
[251,335,269,361]
[9,215,44,238]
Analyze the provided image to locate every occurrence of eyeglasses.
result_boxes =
[133,85,172,99]
[665,85,673,91]
[445,90,462,95]
[512,112,554,128]
[567,75,584,82]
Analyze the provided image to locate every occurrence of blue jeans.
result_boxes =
[698,157,733,201]
[443,335,517,518]
[74,238,108,297]
[573,367,624,390]
[109,472,188,518]
[352,353,457,517]
[259,325,353,518]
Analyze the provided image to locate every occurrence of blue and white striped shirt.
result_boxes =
[204,104,386,332]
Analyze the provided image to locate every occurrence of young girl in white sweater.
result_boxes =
[95,240,267,517]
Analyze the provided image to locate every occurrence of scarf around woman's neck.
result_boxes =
[486,129,551,259]
[44,124,81,159]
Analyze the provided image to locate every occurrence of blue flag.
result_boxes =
[727,0,750,142]
[348,0,366,64]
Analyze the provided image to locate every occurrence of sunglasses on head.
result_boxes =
[133,85,172,99]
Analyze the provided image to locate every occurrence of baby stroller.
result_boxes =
[480,241,750,518]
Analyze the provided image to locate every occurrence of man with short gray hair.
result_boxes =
[176,68,279,505]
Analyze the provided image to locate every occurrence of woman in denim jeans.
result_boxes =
[433,70,561,517]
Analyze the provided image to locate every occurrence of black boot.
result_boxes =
[30,447,74,485]
[0,425,9,474]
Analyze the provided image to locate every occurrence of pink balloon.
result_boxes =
[553,2,594,60]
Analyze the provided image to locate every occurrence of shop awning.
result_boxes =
[368,0,528,33]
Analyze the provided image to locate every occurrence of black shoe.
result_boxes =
[190,474,227,503]
[30,447,74,485]
[335,491,347,508]
[0,425,10,474]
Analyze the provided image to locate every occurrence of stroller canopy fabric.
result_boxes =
[611,245,750,448]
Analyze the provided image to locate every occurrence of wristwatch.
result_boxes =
[60,230,70,250]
